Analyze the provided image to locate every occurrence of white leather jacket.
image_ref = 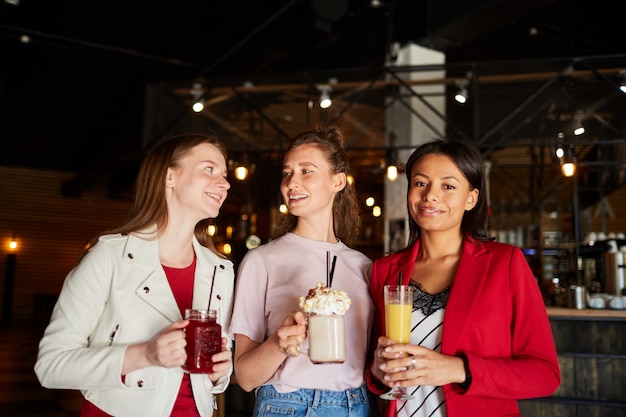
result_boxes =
[34,228,234,417]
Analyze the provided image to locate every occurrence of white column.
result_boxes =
[384,43,446,254]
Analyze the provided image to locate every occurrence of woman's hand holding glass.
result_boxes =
[376,341,468,389]
[276,311,307,357]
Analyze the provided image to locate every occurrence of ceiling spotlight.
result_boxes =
[454,79,468,104]
[555,145,564,159]
[554,132,565,158]
[573,109,585,135]
[619,70,626,94]
[190,82,205,112]
[192,98,205,113]
[573,125,585,136]
[319,85,332,109]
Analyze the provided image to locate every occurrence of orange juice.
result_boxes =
[385,303,412,343]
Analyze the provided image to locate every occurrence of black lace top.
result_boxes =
[408,279,450,316]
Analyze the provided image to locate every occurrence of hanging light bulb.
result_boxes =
[562,162,575,177]
[386,164,398,181]
[234,165,248,180]
[234,153,251,180]
[560,144,576,177]
[8,235,18,251]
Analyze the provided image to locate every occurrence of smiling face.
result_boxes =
[165,142,230,223]
[407,153,479,236]
[280,143,345,221]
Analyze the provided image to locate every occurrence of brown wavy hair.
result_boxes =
[272,125,361,246]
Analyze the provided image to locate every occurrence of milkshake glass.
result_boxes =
[308,313,345,364]
[299,282,351,365]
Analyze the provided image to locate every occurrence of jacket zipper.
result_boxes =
[109,324,120,346]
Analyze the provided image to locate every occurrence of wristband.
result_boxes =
[458,353,472,390]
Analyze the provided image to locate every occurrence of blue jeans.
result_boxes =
[253,384,377,417]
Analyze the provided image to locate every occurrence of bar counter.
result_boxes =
[547,306,626,320]
[519,305,626,416]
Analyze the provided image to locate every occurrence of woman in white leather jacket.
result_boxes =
[35,133,235,417]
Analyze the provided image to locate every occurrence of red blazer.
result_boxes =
[366,238,560,417]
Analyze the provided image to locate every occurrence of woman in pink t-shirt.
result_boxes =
[230,125,377,416]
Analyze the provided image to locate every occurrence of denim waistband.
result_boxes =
[256,383,370,407]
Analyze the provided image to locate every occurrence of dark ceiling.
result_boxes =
[2,0,626,213]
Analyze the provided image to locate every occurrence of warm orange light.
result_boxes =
[234,166,248,180]
[9,240,18,251]
[221,243,232,255]
[561,162,576,177]
[386,165,398,181]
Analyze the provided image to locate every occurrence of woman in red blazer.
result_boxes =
[367,137,560,417]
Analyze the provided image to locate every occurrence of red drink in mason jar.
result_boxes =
[182,309,222,373]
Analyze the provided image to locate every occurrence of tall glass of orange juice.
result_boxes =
[380,284,414,400]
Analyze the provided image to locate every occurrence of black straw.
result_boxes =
[326,251,330,287]
[208,265,217,311]
[329,255,337,288]
[398,270,402,287]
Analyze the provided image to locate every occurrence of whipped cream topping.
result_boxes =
[299,282,351,315]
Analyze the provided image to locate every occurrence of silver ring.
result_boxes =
[411,356,416,365]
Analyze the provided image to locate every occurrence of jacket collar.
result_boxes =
[121,225,232,321]
[390,237,491,354]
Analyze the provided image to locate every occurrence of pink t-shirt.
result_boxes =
[229,233,373,392]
